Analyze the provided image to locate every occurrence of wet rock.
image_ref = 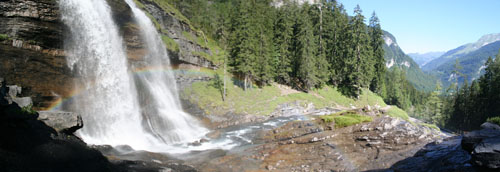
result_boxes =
[38,111,83,134]
[0,94,118,172]
[462,127,500,153]
[137,0,216,69]
[391,136,474,172]
[266,121,323,142]
[471,137,500,169]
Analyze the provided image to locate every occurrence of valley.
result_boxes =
[1,0,499,172]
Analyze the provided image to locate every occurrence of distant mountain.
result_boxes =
[430,40,500,88]
[423,33,500,71]
[383,31,437,91]
[408,51,445,67]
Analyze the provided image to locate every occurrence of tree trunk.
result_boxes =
[223,56,226,101]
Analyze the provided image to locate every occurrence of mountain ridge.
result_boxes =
[423,33,500,71]
[408,51,445,67]
[382,30,437,91]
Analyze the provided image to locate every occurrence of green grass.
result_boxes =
[182,31,226,65]
[145,0,193,29]
[320,111,373,128]
[487,117,500,126]
[182,72,388,116]
[161,35,179,52]
[420,123,440,131]
[0,34,8,41]
[386,107,410,121]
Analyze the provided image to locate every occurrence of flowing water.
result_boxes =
[59,0,207,152]
[124,0,208,145]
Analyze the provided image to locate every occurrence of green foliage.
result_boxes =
[161,35,179,52]
[487,117,500,126]
[321,111,373,128]
[443,49,500,131]
[432,41,500,89]
[210,74,225,101]
[0,34,9,41]
[144,0,193,29]
[183,31,225,64]
[21,104,37,115]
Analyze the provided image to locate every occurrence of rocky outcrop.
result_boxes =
[194,111,446,171]
[0,0,74,109]
[137,0,216,68]
[462,122,500,169]
[0,80,117,171]
[0,0,218,109]
[38,111,83,134]
[0,78,33,107]
[392,122,500,171]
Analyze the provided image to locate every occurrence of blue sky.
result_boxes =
[338,0,500,54]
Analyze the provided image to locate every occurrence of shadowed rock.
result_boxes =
[38,111,83,134]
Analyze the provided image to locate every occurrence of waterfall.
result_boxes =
[59,0,207,152]
[124,0,208,144]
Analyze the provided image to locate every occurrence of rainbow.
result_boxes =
[45,66,215,111]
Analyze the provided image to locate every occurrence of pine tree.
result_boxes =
[254,0,276,85]
[229,0,258,90]
[273,2,295,84]
[426,82,443,124]
[342,5,373,97]
[368,12,386,97]
[295,3,319,91]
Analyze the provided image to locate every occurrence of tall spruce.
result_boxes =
[295,3,319,91]
[273,2,295,84]
[368,12,386,97]
[342,5,373,97]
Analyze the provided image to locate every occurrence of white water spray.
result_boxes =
[60,0,207,152]
[124,0,208,144]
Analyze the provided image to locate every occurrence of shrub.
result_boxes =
[0,34,8,41]
[21,104,37,115]
[487,117,500,126]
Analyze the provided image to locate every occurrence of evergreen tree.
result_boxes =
[273,2,295,84]
[295,3,319,91]
[368,12,386,97]
[341,5,373,97]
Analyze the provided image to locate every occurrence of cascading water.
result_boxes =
[59,0,207,152]
[123,0,208,144]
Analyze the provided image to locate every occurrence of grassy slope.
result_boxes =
[181,69,389,116]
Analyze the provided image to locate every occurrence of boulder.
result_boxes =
[38,111,83,134]
[462,128,500,153]
[481,122,500,130]
[462,122,500,169]
[472,137,500,168]
[11,97,32,108]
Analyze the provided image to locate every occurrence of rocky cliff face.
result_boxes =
[136,0,216,68]
[0,0,73,109]
[0,0,216,109]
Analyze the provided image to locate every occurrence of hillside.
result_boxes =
[433,41,500,87]
[383,31,437,91]
[423,33,500,71]
[423,33,500,88]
